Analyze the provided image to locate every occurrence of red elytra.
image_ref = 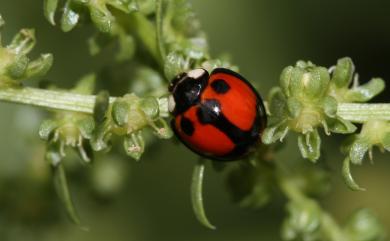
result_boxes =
[169,68,267,161]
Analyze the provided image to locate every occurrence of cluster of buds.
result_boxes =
[92,93,172,160]
[0,16,52,87]
[263,58,384,162]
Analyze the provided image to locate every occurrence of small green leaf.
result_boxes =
[304,67,330,100]
[346,78,385,102]
[89,4,114,33]
[61,1,79,32]
[342,157,366,191]
[349,138,370,165]
[331,57,355,88]
[139,97,159,119]
[268,87,287,122]
[328,117,357,134]
[191,159,216,229]
[7,55,29,79]
[39,119,58,140]
[7,28,35,55]
[286,67,305,98]
[24,53,53,78]
[280,66,294,97]
[262,121,289,144]
[123,132,145,160]
[53,163,84,227]
[297,130,321,162]
[112,99,130,126]
[44,0,59,25]
[111,0,139,13]
[150,118,173,139]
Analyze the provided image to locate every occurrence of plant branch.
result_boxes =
[337,103,390,123]
[0,87,390,123]
[278,176,347,241]
[0,87,112,113]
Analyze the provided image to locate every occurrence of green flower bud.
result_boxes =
[124,132,145,160]
[6,55,29,79]
[298,130,321,162]
[280,62,330,101]
[7,28,35,55]
[112,99,131,127]
[89,4,114,33]
[44,0,59,25]
[331,57,355,88]
[328,57,384,103]
[24,53,53,78]
[139,97,159,119]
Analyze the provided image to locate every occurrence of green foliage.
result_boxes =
[342,120,390,190]
[0,1,389,241]
[0,19,53,87]
[92,93,172,160]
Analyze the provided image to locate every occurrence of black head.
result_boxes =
[168,69,209,115]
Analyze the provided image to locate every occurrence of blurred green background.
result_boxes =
[1,1,390,240]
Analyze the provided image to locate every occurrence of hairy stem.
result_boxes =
[0,87,112,113]
[337,103,390,123]
[1,86,389,122]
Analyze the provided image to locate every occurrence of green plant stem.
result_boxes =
[1,87,390,122]
[0,87,114,113]
[0,86,170,118]
[337,103,390,123]
[278,176,347,241]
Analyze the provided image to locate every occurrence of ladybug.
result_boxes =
[168,68,267,161]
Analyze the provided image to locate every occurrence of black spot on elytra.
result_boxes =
[211,79,230,94]
[197,99,221,124]
[195,99,263,160]
[180,116,194,136]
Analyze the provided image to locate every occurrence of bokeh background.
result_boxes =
[1,0,390,240]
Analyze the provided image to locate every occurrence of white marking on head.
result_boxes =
[168,95,176,113]
[187,68,206,79]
